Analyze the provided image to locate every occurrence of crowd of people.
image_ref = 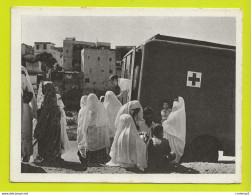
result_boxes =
[21,66,186,173]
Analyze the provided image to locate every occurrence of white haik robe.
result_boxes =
[77,95,88,156]
[106,114,147,171]
[163,97,186,163]
[56,94,70,155]
[77,94,110,157]
[103,91,122,138]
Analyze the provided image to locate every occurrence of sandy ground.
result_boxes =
[22,141,235,174]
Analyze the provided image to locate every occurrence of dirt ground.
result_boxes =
[21,161,235,174]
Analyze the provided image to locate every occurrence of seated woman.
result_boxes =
[114,100,144,131]
[103,91,122,144]
[162,96,186,163]
[147,124,176,172]
[34,82,62,162]
[77,93,110,164]
[106,114,147,171]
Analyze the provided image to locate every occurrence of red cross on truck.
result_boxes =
[121,34,236,162]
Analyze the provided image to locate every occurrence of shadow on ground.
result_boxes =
[33,160,88,172]
[126,163,199,174]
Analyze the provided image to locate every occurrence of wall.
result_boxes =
[34,42,63,67]
[63,39,96,71]
[21,44,33,55]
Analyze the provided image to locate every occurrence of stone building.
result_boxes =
[34,42,63,67]
[21,43,33,55]
[63,38,96,71]
[81,48,116,95]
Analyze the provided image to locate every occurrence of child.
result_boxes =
[161,100,172,123]
[147,124,176,172]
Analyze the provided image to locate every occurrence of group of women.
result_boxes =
[77,91,186,171]
[21,65,186,172]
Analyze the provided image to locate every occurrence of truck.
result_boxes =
[120,34,236,162]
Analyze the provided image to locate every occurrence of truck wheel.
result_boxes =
[189,136,220,163]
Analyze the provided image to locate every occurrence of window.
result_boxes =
[93,82,96,85]
[88,56,90,59]
[85,78,90,83]
[98,57,100,60]
[109,58,112,62]
[43,44,47,50]
[101,70,104,72]
[66,50,69,53]
[109,69,113,74]
[36,44,39,50]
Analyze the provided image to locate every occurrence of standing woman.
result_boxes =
[56,94,70,156]
[77,95,88,162]
[103,91,122,144]
[162,97,186,163]
[21,66,37,162]
[106,114,147,171]
[34,82,62,162]
[78,94,110,164]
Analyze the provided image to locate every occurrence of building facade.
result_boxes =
[63,38,96,71]
[81,48,116,95]
[34,42,63,67]
[21,43,33,55]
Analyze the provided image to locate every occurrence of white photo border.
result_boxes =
[11,7,242,183]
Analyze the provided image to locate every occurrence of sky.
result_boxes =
[22,16,236,48]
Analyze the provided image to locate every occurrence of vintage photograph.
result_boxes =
[11,8,242,183]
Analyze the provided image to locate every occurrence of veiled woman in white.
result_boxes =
[114,100,144,131]
[77,95,88,157]
[162,97,186,163]
[21,66,37,162]
[77,94,110,163]
[106,114,147,171]
[56,94,70,155]
[103,91,122,142]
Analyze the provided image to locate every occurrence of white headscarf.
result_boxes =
[21,66,37,118]
[114,100,143,129]
[107,114,147,171]
[163,97,186,163]
[104,91,122,138]
[77,93,110,152]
